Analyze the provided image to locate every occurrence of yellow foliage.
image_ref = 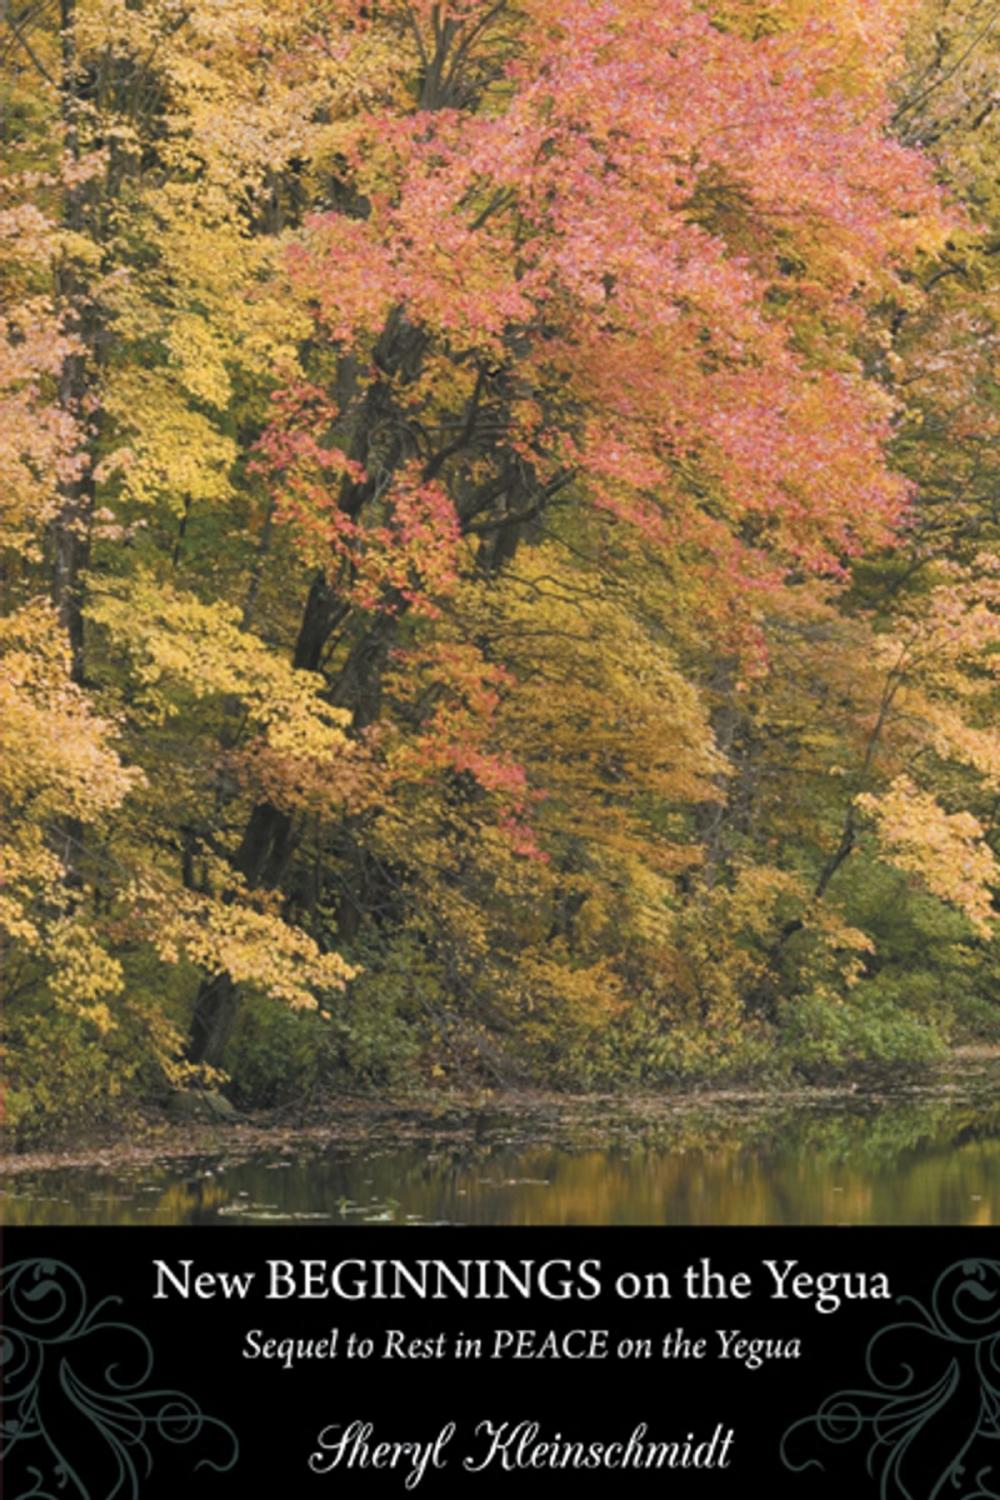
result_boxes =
[137,877,356,1011]
[857,777,998,936]
[87,576,353,763]
[0,601,140,825]
[102,370,238,509]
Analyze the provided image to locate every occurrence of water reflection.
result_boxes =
[3,1087,999,1227]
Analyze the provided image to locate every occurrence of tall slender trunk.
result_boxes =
[51,0,94,686]
[47,0,96,899]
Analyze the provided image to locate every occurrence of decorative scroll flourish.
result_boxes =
[0,1258,239,1499]
[781,1258,1000,1500]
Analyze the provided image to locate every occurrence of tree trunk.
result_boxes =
[184,328,545,1066]
[186,974,240,1071]
[185,575,338,1066]
[51,0,94,685]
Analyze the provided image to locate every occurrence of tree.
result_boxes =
[201,0,946,1065]
[7,0,997,1134]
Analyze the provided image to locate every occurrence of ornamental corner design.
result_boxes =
[781,1257,1000,1500]
[1,1257,239,1499]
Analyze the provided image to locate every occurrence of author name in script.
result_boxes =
[308,1419,735,1487]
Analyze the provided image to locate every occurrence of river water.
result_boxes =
[3,1067,998,1226]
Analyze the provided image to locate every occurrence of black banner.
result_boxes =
[4,1227,998,1498]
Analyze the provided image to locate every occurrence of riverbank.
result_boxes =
[3,1046,997,1181]
[4,1050,999,1226]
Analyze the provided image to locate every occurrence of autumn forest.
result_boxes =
[5,0,1000,1142]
